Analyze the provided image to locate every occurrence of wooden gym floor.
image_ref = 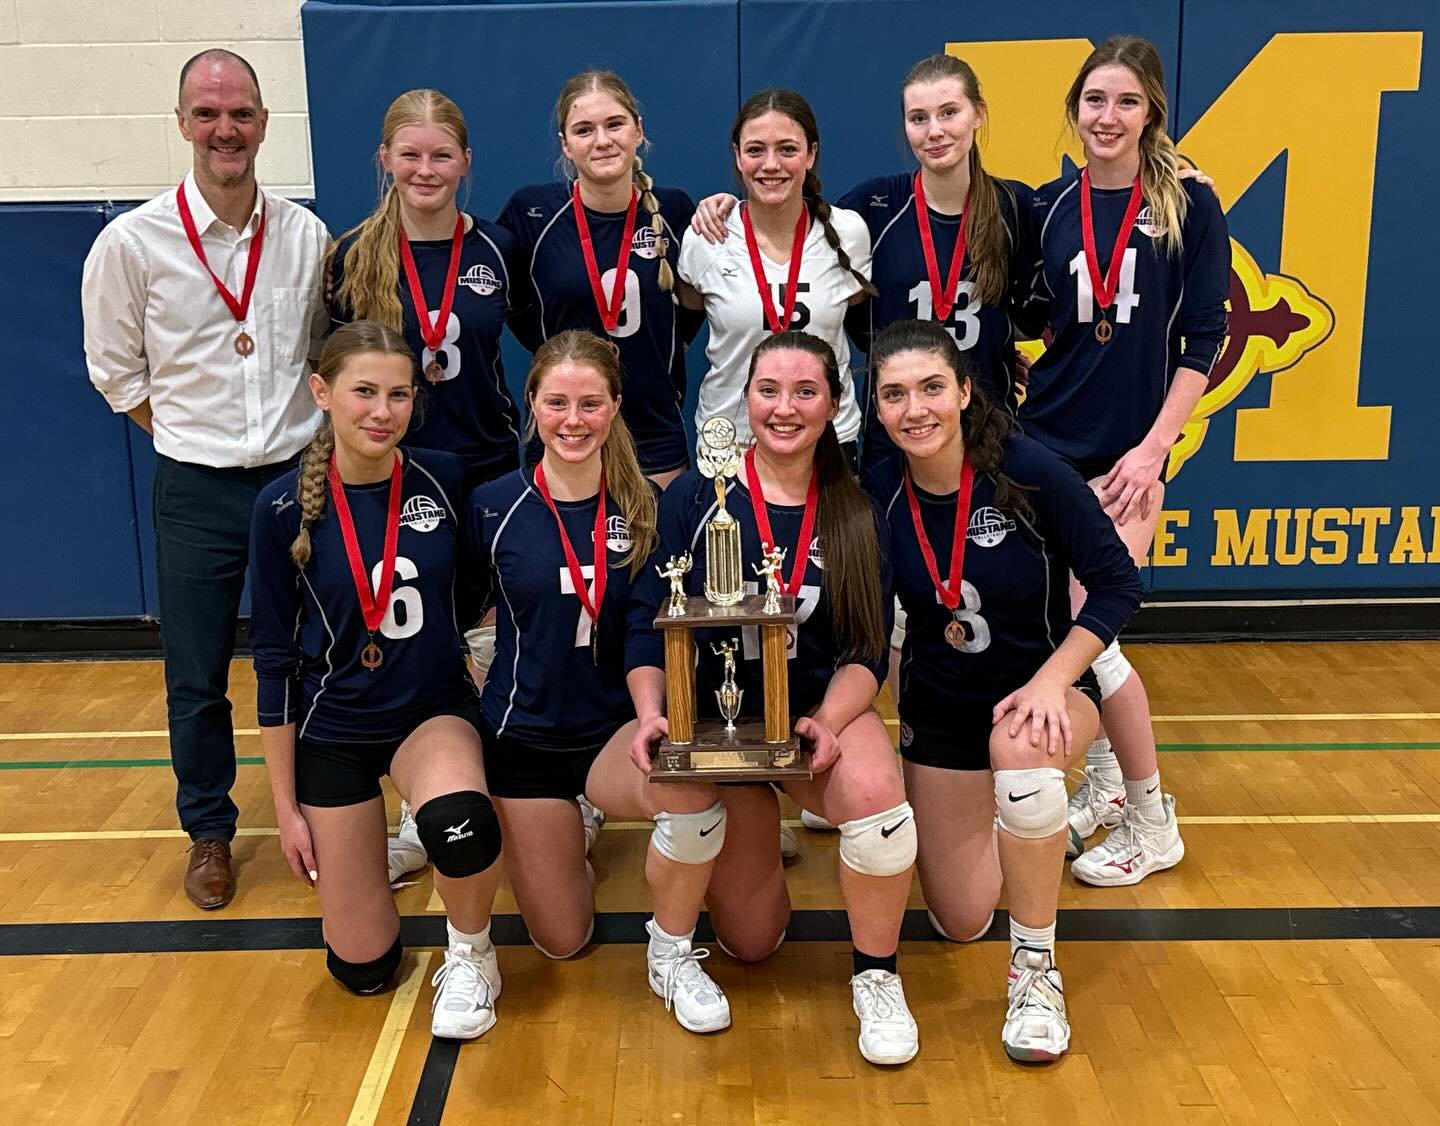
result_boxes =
[2,641,1440,1124]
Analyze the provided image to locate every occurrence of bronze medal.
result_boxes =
[424,359,444,381]
[944,616,968,650]
[1095,317,1112,344]
[361,640,383,670]
[234,330,255,357]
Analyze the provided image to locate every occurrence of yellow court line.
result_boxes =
[4,714,1440,742]
[347,950,432,1126]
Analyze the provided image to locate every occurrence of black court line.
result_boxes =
[408,1037,459,1126]
[4,906,1440,957]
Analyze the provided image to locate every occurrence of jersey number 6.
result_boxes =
[370,556,424,640]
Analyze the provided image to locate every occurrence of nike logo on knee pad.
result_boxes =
[699,818,723,837]
[1007,791,1040,803]
[880,816,910,838]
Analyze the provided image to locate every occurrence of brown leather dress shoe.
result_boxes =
[185,838,236,909]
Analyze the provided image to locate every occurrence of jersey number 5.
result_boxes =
[1068,248,1139,325]
[371,556,424,640]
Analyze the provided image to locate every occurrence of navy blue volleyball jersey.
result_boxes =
[250,449,477,744]
[627,469,892,719]
[497,182,703,475]
[468,468,652,751]
[1018,174,1230,467]
[840,174,1032,493]
[328,216,524,487]
[872,434,1141,728]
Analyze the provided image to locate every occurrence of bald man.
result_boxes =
[82,50,330,909]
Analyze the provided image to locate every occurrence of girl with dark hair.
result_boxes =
[1019,36,1229,884]
[249,321,504,1040]
[628,331,918,1067]
[499,70,702,488]
[464,329,732,1036]
[677,89,875,457]
[869,319,1142,1061]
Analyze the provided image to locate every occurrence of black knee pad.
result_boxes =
[414,790,501,878]
[326,935,402,995]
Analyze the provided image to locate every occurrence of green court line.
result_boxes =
[3,743,1440,771]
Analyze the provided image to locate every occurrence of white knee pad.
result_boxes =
[890,600,908,651]
[838,802,917,877]
[994,768,1068,839]
[927,908,994,943]
[650,801,726,865]
[465,625,497,676]
[1092,639,1133,699]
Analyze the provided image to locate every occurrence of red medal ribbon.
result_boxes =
[398,214,464,355]
[534,462,609,626]
[741,203,808,334]
[903,455,974,612]
[913,171,968,321]
[176,180,266,326]
[744,447,819,595]
[1079,168,1144,313]
[328,454,403,640]
[573,182,639,334]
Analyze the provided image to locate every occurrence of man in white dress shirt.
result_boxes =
[82,49,329,909]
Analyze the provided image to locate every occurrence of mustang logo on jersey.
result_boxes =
[967,506,1016,547]
[459,264,501,296]
[400,495,447,533]
[807,536,825,570]
[1134,205,1165,239]
[631,226,661,260]
[603,514,632,554]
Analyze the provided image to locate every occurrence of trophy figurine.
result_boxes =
[711,638,743,736]
[657,552,692,617]
[696,416,744,606]
[753,543,786,615]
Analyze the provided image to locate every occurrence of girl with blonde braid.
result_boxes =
[499,70,702,488]
[249,321,504,1041]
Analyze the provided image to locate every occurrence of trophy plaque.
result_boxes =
[649,418,811,783]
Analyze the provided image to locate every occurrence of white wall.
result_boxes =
[0,0,312,201]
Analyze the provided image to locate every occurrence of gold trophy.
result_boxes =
[650,418,810,783]
[696,416,744,606]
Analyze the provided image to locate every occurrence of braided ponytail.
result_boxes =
[288,320,416,569]
[1064,37,1187,256]
[633,156,674,292]
[805,170,878,298]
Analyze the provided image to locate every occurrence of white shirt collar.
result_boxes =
[181,170,265,236]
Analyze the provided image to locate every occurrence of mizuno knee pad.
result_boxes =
[994,768,1068,839]
[326,935,402,995]
[1092,639,1134,699]
[838,802,917,877]
[414,790,501,878]
[650,801,727,864]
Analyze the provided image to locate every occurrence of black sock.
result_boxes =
[852,947,898,976]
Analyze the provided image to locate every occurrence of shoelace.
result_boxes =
[1067,766,1119,813]
[190,839,229,863]
[1007,965,1065,1022]
[852,973,908,1025]
[431,952,491,1013]
[654,945,713,1012]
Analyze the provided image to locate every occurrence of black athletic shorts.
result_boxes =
[898,670,1101,772]
[478,718,608,800]
[294,697,485,808]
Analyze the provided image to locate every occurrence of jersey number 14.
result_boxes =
[1068,248,1140,325]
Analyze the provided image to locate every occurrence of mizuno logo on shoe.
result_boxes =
[699,818,723,837]
[1106,853,1142,874]
[445,819,473,844]
[1008,790,1040,802]
[880,817,910,838]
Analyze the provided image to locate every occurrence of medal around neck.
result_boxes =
[696,416,744,607]
[646,419,810,783]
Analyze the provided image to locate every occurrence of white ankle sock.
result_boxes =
[1010,918,1056,960]
[447,920,492,954]
[647,917,692,953]
[1125,772,1165,823]
[1086,738,1121,784]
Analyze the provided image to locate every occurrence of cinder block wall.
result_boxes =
[0,0,312,200]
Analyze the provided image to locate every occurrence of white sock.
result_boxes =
[646,917,692,954]
[1010,918,1056,960]
[447,920,492,954]
[1085,738,1121,785]
[1125,772,1165,824]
